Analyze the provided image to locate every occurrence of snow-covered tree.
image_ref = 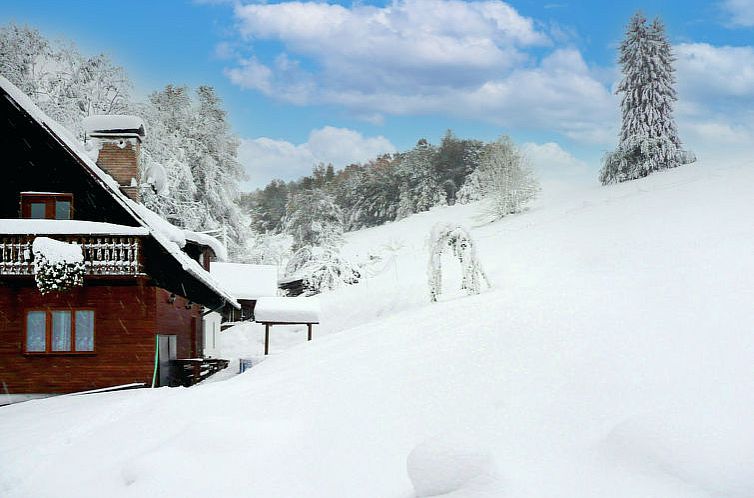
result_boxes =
[600,12,693,185]
[238,231,290,266]
[0,23,132,138]
[139,85,250,258]
[459,136,539,219]
[395,139,445,218]
[428,224,489,302]
[285,246,360,295]
[284,189,344,252]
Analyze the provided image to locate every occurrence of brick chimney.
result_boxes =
[83,115,146,203]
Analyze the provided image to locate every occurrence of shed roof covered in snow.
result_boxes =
[254,297,320,324]
[210,263,278,300]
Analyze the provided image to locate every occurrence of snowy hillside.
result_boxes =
[3,161,754,498]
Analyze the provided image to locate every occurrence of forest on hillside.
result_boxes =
[1,22,539,293]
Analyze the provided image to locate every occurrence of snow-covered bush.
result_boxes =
[428,224,489,302]
[285,246,360,295]
[459,136,539,220]
[32,237,85,294]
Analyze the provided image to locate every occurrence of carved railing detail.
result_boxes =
[0,235,144,276]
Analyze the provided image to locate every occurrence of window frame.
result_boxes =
[20,193,74,220]
[23,308,96,355]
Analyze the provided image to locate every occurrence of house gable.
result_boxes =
[0,77,238,311]
[0,92,138,227]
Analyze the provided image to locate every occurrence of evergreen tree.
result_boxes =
[600,12,692,185]
[395,139,444,218]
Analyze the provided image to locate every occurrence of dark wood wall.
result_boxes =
[0,87,139,226]
[0,279,202,394]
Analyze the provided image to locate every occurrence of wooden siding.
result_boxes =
[0,280,203,394]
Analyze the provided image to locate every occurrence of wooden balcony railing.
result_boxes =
[0,235,144,276]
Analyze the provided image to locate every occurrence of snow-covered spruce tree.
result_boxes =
[600,12,693,185]
[394,139,445,218]
[428,224,489,302]
[459,136,539,220]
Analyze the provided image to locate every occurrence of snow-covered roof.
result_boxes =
[83,114,145,137]
[0,219,149,236]
[254,297,320,323]
[210,263,278,300]
[0,76,238,309]
[184,230,228,262]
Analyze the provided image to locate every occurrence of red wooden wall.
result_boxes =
[0,279,203,394]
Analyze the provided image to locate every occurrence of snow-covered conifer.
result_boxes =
[395,140,444,217]
[600,12,693,185]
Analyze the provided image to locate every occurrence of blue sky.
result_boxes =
[2,0,754,190]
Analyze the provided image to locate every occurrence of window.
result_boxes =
[21,193,73,220]
[24,309,95,353]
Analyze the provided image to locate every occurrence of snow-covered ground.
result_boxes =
[3,161,754,497]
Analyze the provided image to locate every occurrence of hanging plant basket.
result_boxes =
[32,237,85,295]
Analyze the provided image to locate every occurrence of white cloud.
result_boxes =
[224,0,616,143]
[722,0,754,27]
[673,42,754,163]
[520,141,597,195]
[676,43,754,100]
[521,141,590,176]
[237,126,396,190]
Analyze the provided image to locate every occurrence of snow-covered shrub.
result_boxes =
[285,246,360,295]
[32,237,85,294]
[428,224,489,302]
[458,136,539,220]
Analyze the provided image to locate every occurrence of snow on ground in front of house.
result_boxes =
[3,160,754,497]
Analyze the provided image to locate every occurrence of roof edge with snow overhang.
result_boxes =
[0,75,239,309]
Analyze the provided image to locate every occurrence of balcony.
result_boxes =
[0,220,148,277]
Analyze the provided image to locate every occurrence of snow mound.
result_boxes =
[407,434,496,497]
[31,237,83,264]
[602,401,754,497]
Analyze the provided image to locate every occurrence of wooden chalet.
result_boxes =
[0,76,239,394]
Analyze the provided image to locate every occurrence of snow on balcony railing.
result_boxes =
[0,235,144,276]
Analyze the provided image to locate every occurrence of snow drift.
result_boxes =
[2,161,754,498]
